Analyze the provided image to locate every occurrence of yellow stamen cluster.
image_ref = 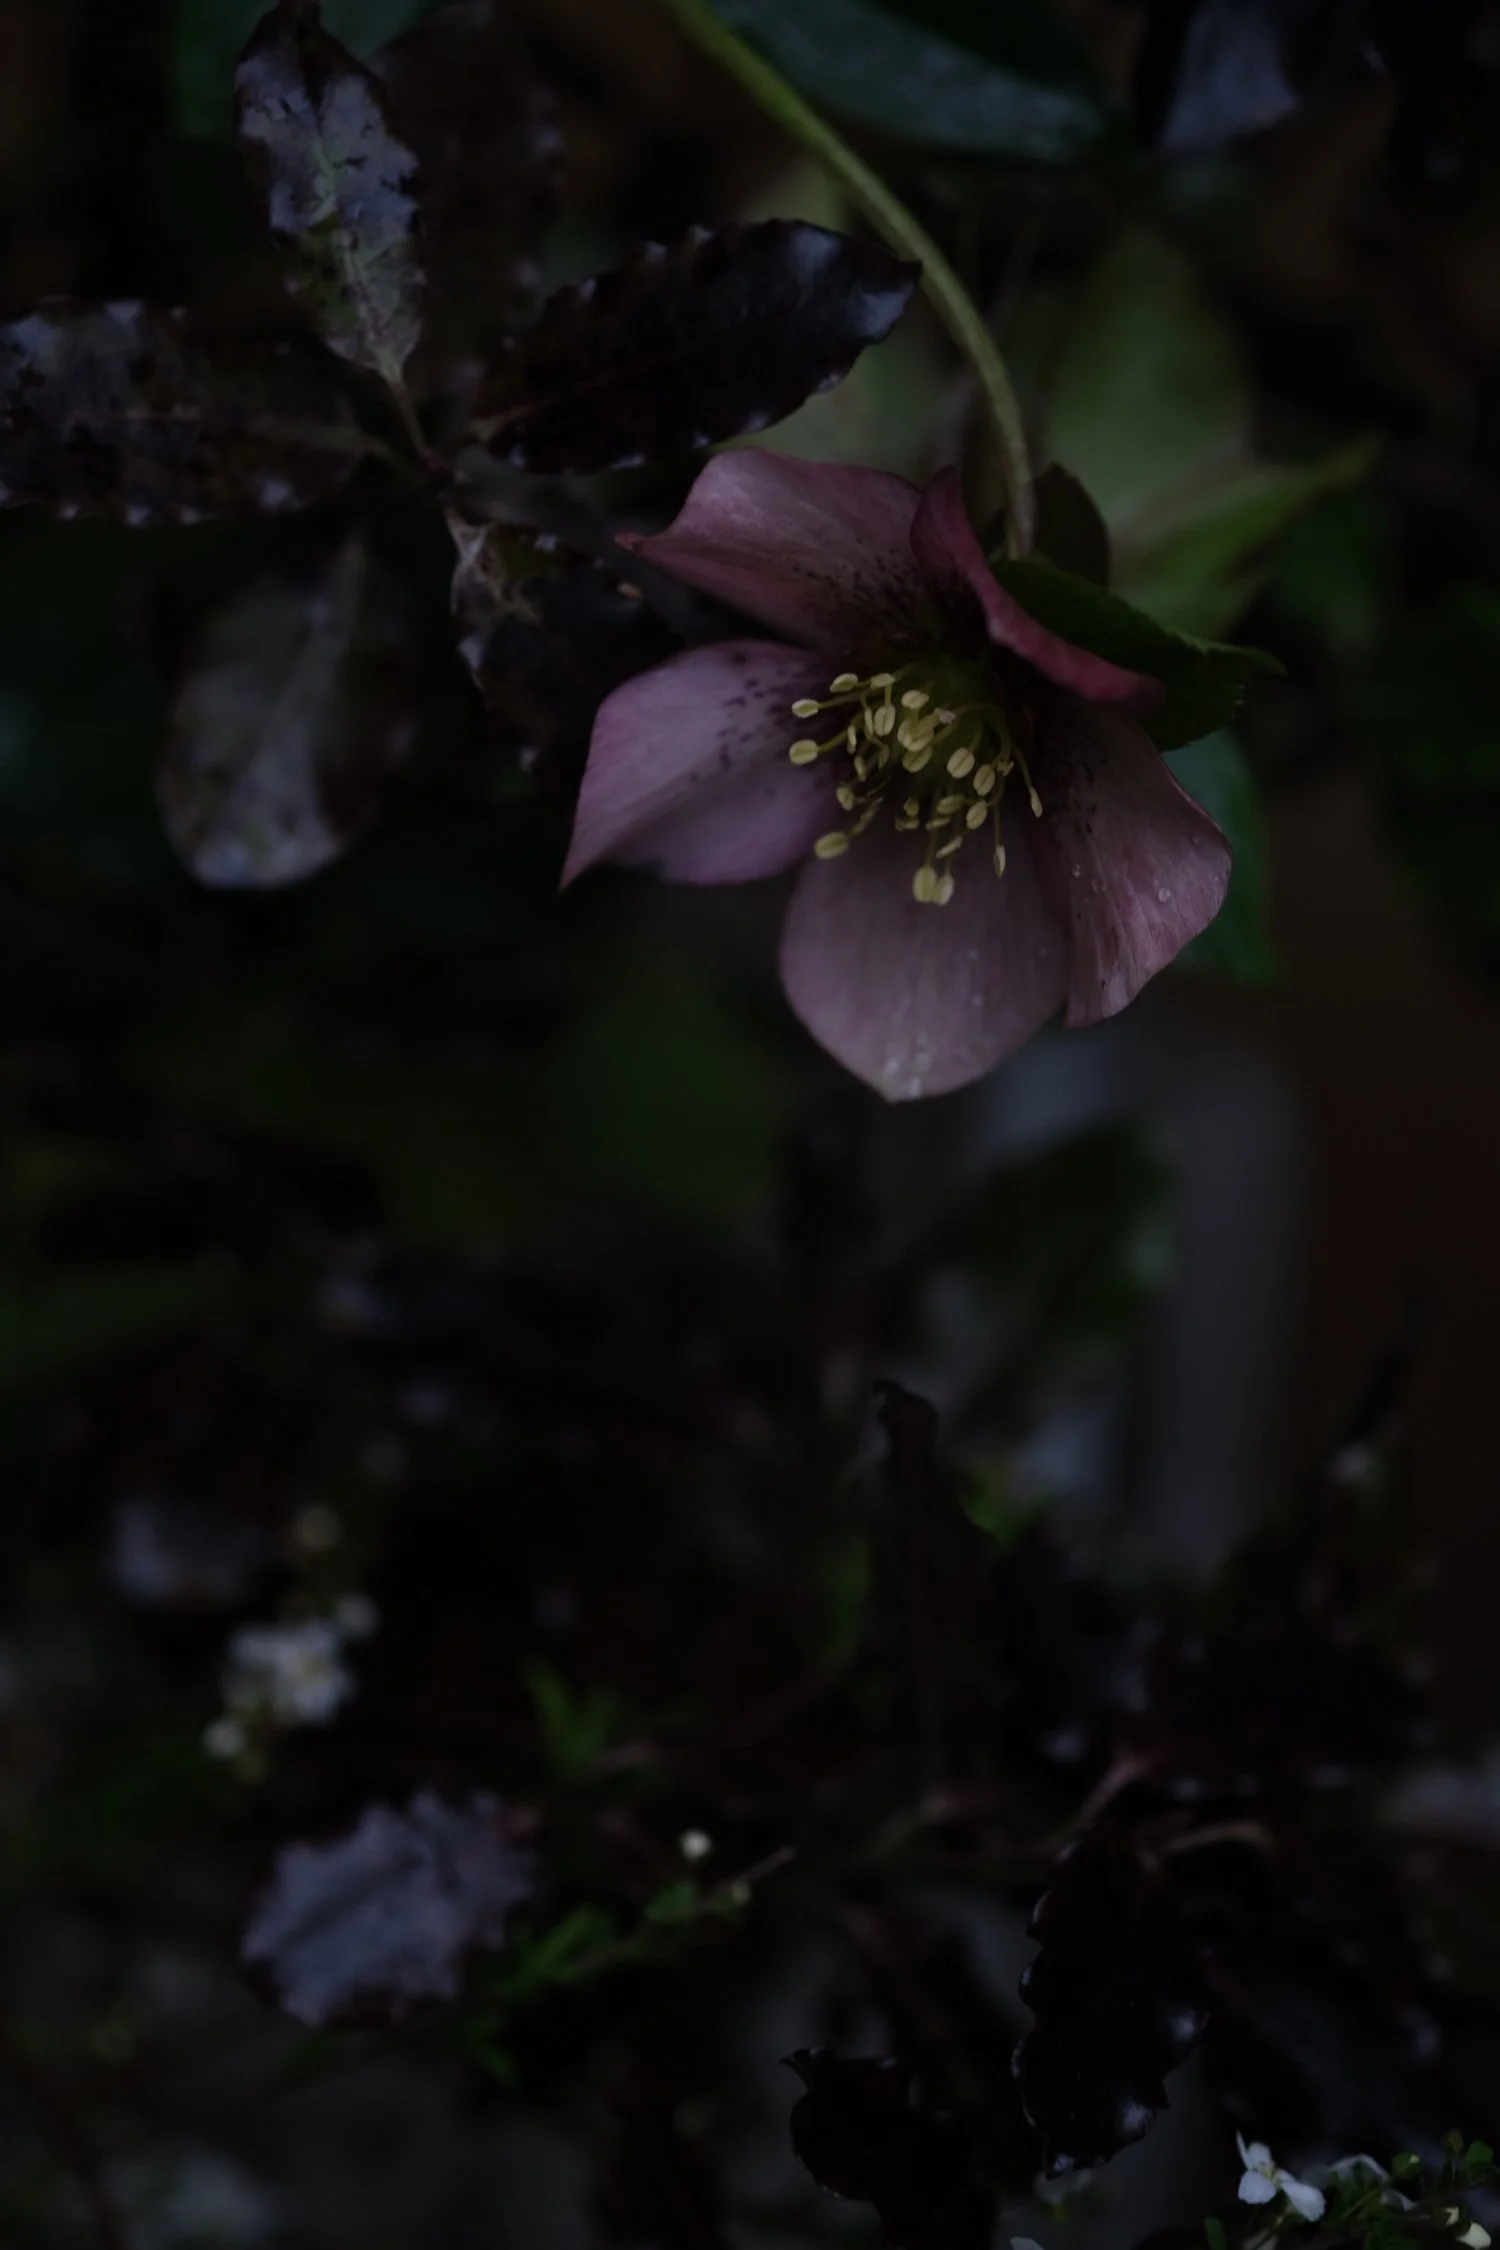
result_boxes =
[786,660,1044,906]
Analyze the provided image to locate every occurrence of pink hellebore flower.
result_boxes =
[564,450,1231,1101]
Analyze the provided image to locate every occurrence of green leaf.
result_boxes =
[986,554,1281,749]
[1031,462,1110,585]
[235,0,426,395]
[174,0,436,139]
[1117,444,1378,640]
[1037,229,1372,637]
[158,534,418,889]
[1166,733,1280,987]
[707,0,1111,162]
[1045,230,1246,534]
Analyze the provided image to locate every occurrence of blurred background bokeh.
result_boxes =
[5,1,1500,2244]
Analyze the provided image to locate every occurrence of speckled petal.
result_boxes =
[910,467,1162,712]
[1033,705,1231,1025]
[563,639,837,886]
[620,450,927,651]
[779,817,1068,1101]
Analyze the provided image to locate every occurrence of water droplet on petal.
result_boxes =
[1157,886,1173,904]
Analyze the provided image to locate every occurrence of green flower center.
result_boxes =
[786,655,1043,905]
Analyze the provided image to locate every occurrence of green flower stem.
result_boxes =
[653,0,1036,556]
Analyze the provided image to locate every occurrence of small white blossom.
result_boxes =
[224,1619,351,1726]
[678,1829,713,1862]
[333,1591,378,1639]
[1238,2136,1327,2223]
[206,1595,379,1757]
[203,1715,247,1762]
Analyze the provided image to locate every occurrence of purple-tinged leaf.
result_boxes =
[235,0,425,397]
[785,2049,993,2250]
[243,1790,535,2026]
[474,222,918,475]
[374,0,561,408]
[0,301,372,522]
[159,533,417,889]
[448,515,682,797]
[1016,1836,1209,2173]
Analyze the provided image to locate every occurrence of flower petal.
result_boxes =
[563,640,838,887]
[621,450,927,652]
[779,817,1068,1100]
[910,467,1162,713]
[1032,705,1232,1026]
[1281,2180,1327,2224]
[1238,2173,1279,2208]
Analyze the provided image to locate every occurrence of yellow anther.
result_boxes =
[933,871,956,905]
[1026,783,1043,817]
[935,794,965,816]
[902,797,921,818]
[895,814,919,831]
[854,754,870,781]
[912,865,938,903]
[937,835,964,857]
[846,724,859,750]
[973,764,996,796]
[791,699,821,718]
[788,739,821,765]
[871,704,896,738]
[829,672,860,692]
[965,802,988,830]
[946,746,975,779]
[814,832,850,859]
[993,844,1007,875]
[869,672,895,689]
[836,784,857,811]
[900,688,929,710]
[900,744,932,773]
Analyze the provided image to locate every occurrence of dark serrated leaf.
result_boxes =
[476,223,917,476]
[243,1790,536,2026]
[710,0,1110,163]
[1133,0,1311,154]
[236,0,425,396]
[0,301,372,522]
[1189,1845,1463,2162]
[1016,1836,1209,2172]
[850,1906,1042,2192]
[158,534,417,889]
[173,0,436,139]
[987,556,1281,750]
[448,517,682,798]
[374,1,561,406]
[785,2049,993,2250]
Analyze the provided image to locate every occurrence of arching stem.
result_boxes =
[653,0,1036,556]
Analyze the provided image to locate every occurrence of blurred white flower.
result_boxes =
[116,2147,279,2249]
[1238,2136,1326,2222]
[224,1619,351,1727]
[206,1595,379,1756]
